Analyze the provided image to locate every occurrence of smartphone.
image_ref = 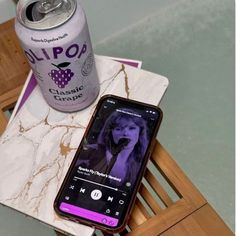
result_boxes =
[54,95,163,233]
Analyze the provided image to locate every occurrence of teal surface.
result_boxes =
[0,0,234,235]
[93,0,235,231]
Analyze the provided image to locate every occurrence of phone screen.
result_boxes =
[55,96,162,231]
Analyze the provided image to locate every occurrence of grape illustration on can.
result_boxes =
[48,62,74,88]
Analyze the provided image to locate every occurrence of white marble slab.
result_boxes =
[0,55,168,236]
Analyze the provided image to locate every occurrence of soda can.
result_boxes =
[15,0,100,112]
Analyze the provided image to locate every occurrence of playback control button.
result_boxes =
[90,189,102,200]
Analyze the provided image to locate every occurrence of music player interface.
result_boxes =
[58,98,160,227]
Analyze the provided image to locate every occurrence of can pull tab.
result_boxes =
[36,0,63,14]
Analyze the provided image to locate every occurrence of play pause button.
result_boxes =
[90,189,102,200]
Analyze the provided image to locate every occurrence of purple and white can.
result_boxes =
[15,0,100,112]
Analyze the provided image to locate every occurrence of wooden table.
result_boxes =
[0,19,30,133]
[0,120,233,236]
[0,19,234,236]
[55,140,233,236]
[0,115,233,236]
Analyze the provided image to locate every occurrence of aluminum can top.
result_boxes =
[16,0,77,30]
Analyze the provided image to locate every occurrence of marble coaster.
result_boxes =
[0,55,168,236]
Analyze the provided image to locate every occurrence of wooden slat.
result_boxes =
[128,215,138,230]
[150,141,206,207]
[0,110,8,134]
[0,86,22,136]
[0,85,23,111]
[160,204,234,236]
[127,199,200,236]
[135,198,151,220]
[145,169,174,207]
[139,183,162,214]
[0,19,30,96]
[0,19,27,136]
[126,141,207,236]
[128,202,148,229]
[53,141,232,236]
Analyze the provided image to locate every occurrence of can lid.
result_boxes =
[16,0,77,30]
